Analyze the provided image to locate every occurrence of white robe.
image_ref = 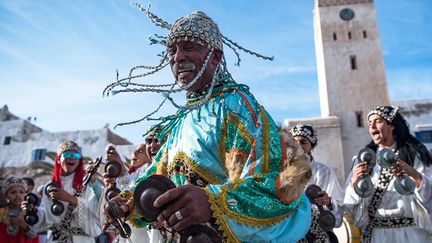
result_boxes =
[35,173,102,243]
[344,146,432,242]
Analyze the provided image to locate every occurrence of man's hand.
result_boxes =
[21,200,35,214]
[391,159,422,188]
[350,161,371,187]
[102,173,117,187]
[48,188,77,207]
[154,185,211,232]
[106,148,122,164]
[314,191,331,206]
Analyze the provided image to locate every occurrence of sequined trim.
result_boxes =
[248,106,270,175]
[259,106,270,174]
[220,113,255,175]
[204,188,240,243]
[237,92,259,128]
[247,141,257,176]
[215,179,302,227]
[225,113,254,145]
[168,152,220,185]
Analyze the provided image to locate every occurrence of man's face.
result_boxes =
[167,40,221,92]
[145,135,162,160]
[59,150,81,175]
[368,114,395,147]
[293,136,313,154]
[131,144,149,167]
[5,185,25,207]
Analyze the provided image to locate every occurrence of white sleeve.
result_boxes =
[413,156,432,207]
[74,187,102,237]
[411,156,432,233]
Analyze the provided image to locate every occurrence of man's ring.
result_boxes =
[175,210,183,221]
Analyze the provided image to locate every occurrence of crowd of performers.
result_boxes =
[1,4,432,243]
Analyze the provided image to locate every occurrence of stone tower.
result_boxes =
[313,0,389,176]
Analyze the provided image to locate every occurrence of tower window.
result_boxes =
[333,33,337,41]
[355,111,364,127]
[350,55,357,70]
[348,31,352,39]
[3,136,11,145]
[363,30,367,38]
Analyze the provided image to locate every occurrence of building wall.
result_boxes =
[392,98,432,150]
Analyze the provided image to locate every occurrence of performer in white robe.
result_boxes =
[291,124,344,243]
[30,141,102,243]
[103,129,165,243]
[344,106,432,242]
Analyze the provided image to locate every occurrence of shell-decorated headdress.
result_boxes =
[367,106,399,123]
[103,3,273,130]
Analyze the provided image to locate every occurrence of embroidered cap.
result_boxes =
[167,11,223,51]
[367,106,399,123]
[290,124,318,147]
[1,176,28,194]
[57,140,81,155]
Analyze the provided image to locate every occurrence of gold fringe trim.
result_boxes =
[259,106,270,174]
[204,188,240,243]
[168,152,220,185]
[219,114,228,175]
[219,113,255,175]
[216,179,302,227]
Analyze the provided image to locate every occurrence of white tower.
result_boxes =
[314,0,389,176]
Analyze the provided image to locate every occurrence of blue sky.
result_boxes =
[1,0,431,145]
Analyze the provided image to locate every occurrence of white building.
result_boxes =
[0,105,135,184]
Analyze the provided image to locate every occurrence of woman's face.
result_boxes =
[59,150,81,175]
[5,185,26,208]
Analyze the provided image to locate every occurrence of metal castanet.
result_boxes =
[45,182,65,216]
[102,200,133,242]
[354,148,376,198]
[305,184,336,232]
[376,148,415,195]
[24,192,40,225]
[133,175,222,242]
[103,159,123,201]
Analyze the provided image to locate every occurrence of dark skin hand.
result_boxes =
[314,191,331,206]
[154,185,211,232]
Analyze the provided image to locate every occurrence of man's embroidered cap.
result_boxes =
[290,124,318,147]
[367,106,399,123]
[167,11,223,51]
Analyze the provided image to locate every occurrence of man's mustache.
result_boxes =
[173,62,196,75]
